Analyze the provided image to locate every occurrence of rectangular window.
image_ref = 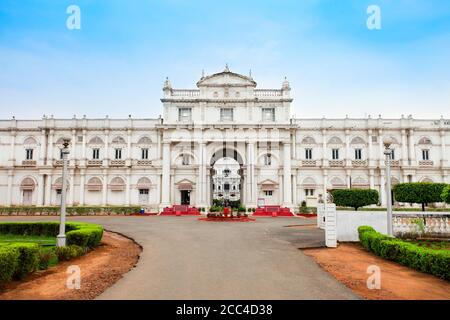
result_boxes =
[77,136,83,143]
[332,148,339,160]
[25,149,34,160]
[178,108,192,122]
[354,148,362,160]
[264,154,272,166]
[390,149,395,160]
[60,149,64,160]
[305,189,315,196]
[305,148,312,160]
[264,190,273,196]
[262,108,275,122]
[182,154,190,165]
[141,148,149,160]
[220,108,233,121]
[115,148,122,160]
[92,148,100,159]
[422,149,429,160]
[372,136,377,143]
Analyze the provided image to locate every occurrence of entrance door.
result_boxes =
[22,190,32,205]
[56,189,62,205]
[139,189,149,205]
[180,190,190,205]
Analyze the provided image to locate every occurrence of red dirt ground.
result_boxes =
[303,243,450,300]
[0,231,141,300]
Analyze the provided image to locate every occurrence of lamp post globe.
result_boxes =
[57,138,70,247]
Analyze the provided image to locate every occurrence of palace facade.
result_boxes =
[0,67,449,212]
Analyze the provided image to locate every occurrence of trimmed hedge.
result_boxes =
[393,183,448,211]
[331,189,379,211]
[0,222,103,285]
[0,222,103,248]
[0,246,19,284]
[358,226,450,281]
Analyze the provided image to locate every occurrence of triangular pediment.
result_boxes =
[175,178,195,185]
[258,179,278,185]
[197,69,256,87]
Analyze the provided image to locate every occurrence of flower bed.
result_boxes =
[358,226,450,281]
[0,222,103,285]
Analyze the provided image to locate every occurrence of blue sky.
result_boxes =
[0,0,449,119]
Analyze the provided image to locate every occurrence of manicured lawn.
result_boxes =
[0,234,56,246]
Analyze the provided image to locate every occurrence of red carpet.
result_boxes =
[253,206,295,217]
[160,205,201,216]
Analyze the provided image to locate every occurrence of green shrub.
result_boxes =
[331,189,379,211]
[358,226,450,280]
[38,249,58,270]
[441,185,450,204]
[0,222,103,248]
[0,246,19,284]
[9,243,40,280]
[393,182,448,211]
[55,245,85,261]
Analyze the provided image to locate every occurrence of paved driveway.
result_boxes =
[0,216,358,300]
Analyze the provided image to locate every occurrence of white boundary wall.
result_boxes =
[336,211,388,241]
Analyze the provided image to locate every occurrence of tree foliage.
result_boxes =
[331,189,379,211]
[393,183,447,211]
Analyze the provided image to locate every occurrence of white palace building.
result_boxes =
[0,66,449,212]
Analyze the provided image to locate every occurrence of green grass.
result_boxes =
[0,234,56,246]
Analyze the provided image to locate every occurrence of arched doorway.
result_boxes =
[210,148,244,207]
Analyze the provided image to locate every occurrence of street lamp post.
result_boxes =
[383,137,393,236]
[57,139,70,247]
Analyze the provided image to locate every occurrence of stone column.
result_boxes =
[39,129,46,166]
[378,129,384,167]
[6,170,13,206]
[322,129,328,167]
[104,130,109,166]
[246,142,255,206]
[71,129,77,166]
[127,129,132,160]
[401,129,408,166]
[283,142,292,207]
[369,169,375,190]
[102,169,108,206]
[69,169,75,206]
[47,129,54,163]
[345,129,351,166]
[82,129,87,159]
[322,169,328,203]
[292,172,297,207]
[9,132,16,166]
[44,174,52,206]
[126,168,131,206]
[440,130,447,167]
[79,169,85,206]
[408,129,415,166]
[160,142,171,208]
[37,174,44,206]
[367,129,373,167]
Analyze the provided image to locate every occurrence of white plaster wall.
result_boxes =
[336,211,388,242]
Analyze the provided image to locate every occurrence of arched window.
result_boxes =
[88,136,104,145]
[109,177,125,191]
[111,136,126,145]
[301,136,316,144]
[86,177,103,191]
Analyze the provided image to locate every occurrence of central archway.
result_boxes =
[209,148,244,207]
